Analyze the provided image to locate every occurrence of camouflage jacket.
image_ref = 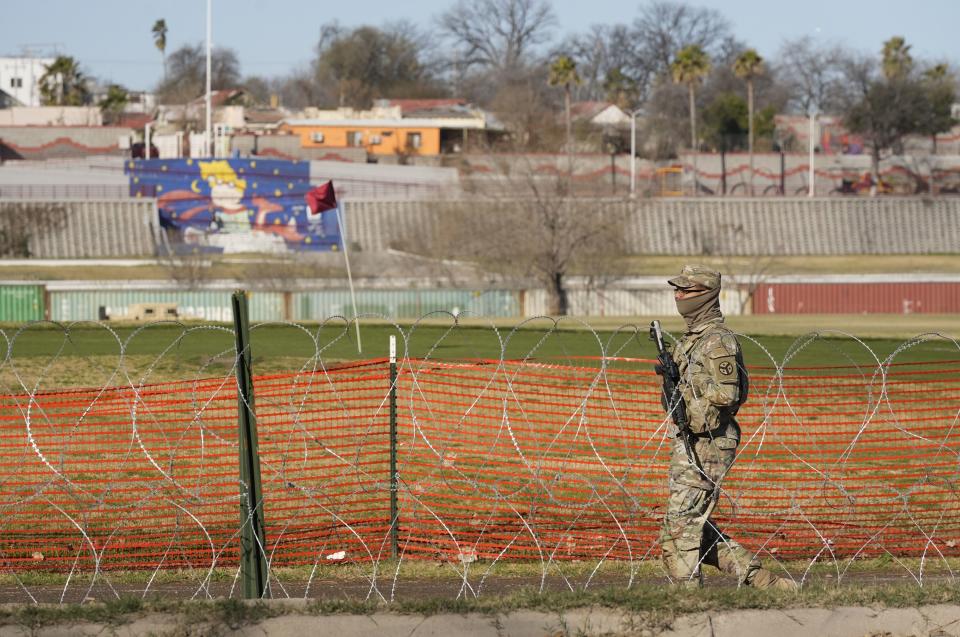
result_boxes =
[671,318,748,438]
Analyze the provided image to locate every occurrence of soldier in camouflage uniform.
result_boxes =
[660,264,796,590]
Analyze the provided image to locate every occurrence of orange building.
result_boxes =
[281,101,503,158]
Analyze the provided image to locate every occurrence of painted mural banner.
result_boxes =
[126,158,342,253]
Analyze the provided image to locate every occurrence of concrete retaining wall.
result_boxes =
[345,197,960,255]
[0,198,156,257]
[1,196,958,258]
[0,126,132,160]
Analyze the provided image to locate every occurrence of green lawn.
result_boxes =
[0,318,955,388]
[2,254,959,281]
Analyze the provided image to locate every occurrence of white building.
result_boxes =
[569,102,632,128]
[0,56,55,107]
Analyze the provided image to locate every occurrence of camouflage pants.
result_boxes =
[660,434,780,588]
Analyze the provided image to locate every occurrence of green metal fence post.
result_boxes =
[389,335,399,560]
[232,290,269,599]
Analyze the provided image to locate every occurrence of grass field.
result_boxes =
[2,254,959,281]
[0,315,955,388]
[1,314,957,612]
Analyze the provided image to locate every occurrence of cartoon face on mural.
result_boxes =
[199,160,252,235]
[126,158,341,254]
[203,161,246,210]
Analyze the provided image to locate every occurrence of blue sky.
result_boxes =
[2,0,957,91]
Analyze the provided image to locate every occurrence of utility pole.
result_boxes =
[808,110,817,197]
[205,0,213,157]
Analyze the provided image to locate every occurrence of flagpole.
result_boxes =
[336,201,362,354]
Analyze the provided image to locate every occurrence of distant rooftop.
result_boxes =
[289,100,504,130]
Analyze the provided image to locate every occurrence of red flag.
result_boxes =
[305,180,338,214]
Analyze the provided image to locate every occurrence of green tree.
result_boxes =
[919,64,957,154]
[702,93,747,150]
[733,48,763,195]
[313,23,442,108]
[38,56,90,106]
[702,93,747,194]
[845,78,928,192]
[152,19,168,83]
[602,68,637,109]
[98,84,128,125]
[881,36,913,80]
[548,55,581,161]
[671,44,711,195]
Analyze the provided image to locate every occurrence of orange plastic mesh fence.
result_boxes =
[3,355,959,576]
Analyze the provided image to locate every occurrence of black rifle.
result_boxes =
[650,320,700,469]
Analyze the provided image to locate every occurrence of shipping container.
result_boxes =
[48,289,285,322]
[752,282,960,314]
[522,287,746,317]
[292,289,520,320]
[0,285,44,322]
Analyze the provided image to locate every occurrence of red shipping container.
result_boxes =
[752,282,960,314]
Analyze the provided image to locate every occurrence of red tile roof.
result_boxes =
[115,113,154,129]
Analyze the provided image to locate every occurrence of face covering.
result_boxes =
[676,287,722,330]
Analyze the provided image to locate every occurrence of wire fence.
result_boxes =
[0,316,958,603]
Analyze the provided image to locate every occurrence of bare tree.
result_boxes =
[775,36,848,114]
[487,73,562,151]
[398,157,627,315]
[0,203,67,257]
[438,0,557,77]
[160,253,213,290]
[274,66,324,110]
[555,24,639,103]
[629,1,731,98]
[155,44,241,102]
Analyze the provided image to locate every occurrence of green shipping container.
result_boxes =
[0,285,44,322]
[48,289,284,322]
[292,289,521,320]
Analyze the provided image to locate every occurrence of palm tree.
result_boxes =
[548,55,582,173]
[152,19,168,83]
[733,49,764,196]
[881,36,913,80]
[671,45,711,196]
[38,56,90,106]
[98,84,129,125]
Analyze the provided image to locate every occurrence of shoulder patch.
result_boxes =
[708,351,739,381]
[704,328,740,382]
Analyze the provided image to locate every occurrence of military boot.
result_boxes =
[744,564,798,591]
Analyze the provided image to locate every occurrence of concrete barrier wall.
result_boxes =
[0,199,156,257]
[346,197,960,255]
[2,196,958,258]
[0,127,131,160]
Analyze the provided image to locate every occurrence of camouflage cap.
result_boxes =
[667,264,721,290]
